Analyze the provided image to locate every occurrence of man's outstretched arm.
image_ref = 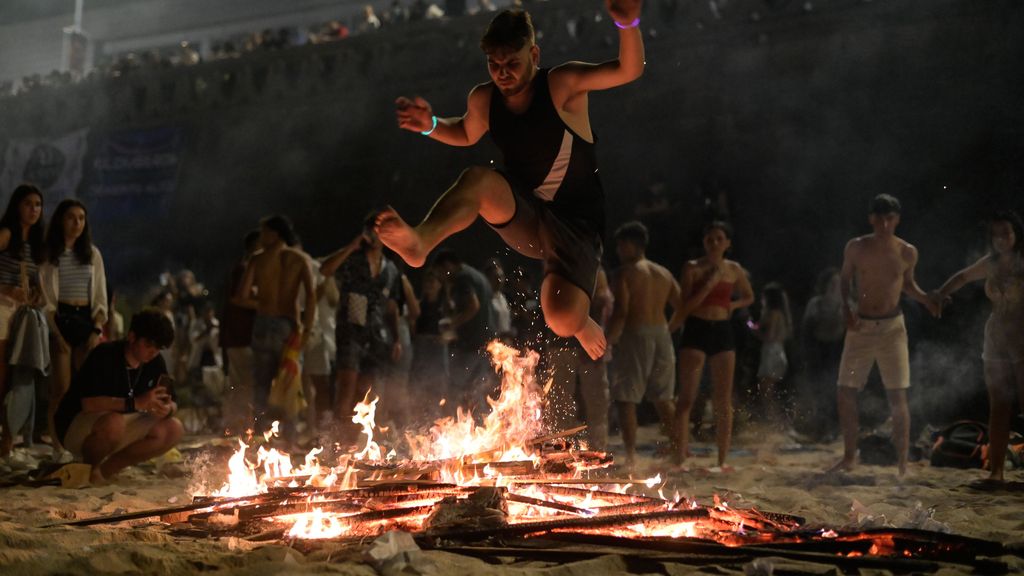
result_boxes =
[395,84,490,146]
[552,0,645,93]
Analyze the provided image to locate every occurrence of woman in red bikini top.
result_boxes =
[671,221,754,471]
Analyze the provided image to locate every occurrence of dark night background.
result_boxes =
[1,0,1022,429]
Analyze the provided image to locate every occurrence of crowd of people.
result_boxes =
[0,4,1020,490]
[0,181,1019,484]
[1,0,505,99]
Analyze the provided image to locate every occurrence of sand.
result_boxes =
[1,425,1022,575]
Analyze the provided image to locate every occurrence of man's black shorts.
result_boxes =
[488,171,603,297]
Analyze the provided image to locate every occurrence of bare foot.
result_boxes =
[826,457,856,474]
[375,206,429,268]
[622,452,636,475]
[671,449,690,467]
[574,318,607,360]
[89,465,108,486]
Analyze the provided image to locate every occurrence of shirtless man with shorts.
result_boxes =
[832,194,940,476]
[606,221,681,469]
[236,215,316,422]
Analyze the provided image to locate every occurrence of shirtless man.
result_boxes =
[236,215,316,421]
[376,2,645,361]
[832,194,940,476]
[606,221,681,468]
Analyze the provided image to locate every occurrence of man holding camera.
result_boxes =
[54,309,182,485]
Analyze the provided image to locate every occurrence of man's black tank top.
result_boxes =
[488,68,605,235]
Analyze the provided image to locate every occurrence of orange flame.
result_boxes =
[286,508,349,539]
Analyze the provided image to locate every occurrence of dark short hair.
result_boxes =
[814,267,839,296]
[243,229,261,251]
[762,282,787,310]
[260,214,297,246]
[129,308,175,349]
[703,220,733,240]
[480,9,535,53]
[870,194,901,215]
[432,248,462,268]
[614,220,649,250]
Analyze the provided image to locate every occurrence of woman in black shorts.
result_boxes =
[41,199,108,456]
[673,221,754,468]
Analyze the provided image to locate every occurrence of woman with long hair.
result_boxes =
[933,210,1024,484]
[0,183,46,456]
[800,267,845,440]
[673,221,755,469]
[41,199,108,455]
[751,282,793,428]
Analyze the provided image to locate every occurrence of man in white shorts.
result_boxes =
[832,194,939,476]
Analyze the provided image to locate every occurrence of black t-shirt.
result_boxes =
[54,341,169,441]
[451,264,495,350]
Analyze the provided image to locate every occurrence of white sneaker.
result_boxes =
[7,449,39,471]
[53,449,74,464]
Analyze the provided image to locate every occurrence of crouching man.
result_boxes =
[54,308,181,484]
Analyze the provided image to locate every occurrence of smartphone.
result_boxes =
[156,374,175,393]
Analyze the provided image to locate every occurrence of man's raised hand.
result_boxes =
[395,96,434,133]
[606,0,642,26]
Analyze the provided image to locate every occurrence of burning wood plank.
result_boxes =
[235,499,367,521]
[520,483,663,504]
[506,493,596,517]
[527,425,588,445]
[429,508,710,540]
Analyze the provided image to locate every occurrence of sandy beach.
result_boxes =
[1,421,1022,576]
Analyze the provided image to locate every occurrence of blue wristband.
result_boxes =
[614,17,640,29]
[421,115,438,136]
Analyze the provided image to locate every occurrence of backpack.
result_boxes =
[930,421,988,469]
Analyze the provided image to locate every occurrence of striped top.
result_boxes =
[488,68,605,236]
[0,243,36,289]
[57,249,93,302]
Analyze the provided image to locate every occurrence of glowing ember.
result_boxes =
[286,508,348,539]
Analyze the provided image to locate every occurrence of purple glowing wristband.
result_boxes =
[614,17,640,30]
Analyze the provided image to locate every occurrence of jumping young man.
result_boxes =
[376,1,645,361]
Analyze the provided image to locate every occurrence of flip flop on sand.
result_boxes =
[44,463,94,489]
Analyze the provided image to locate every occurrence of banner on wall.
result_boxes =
[85,126,184,222]
[0,128,90,209]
